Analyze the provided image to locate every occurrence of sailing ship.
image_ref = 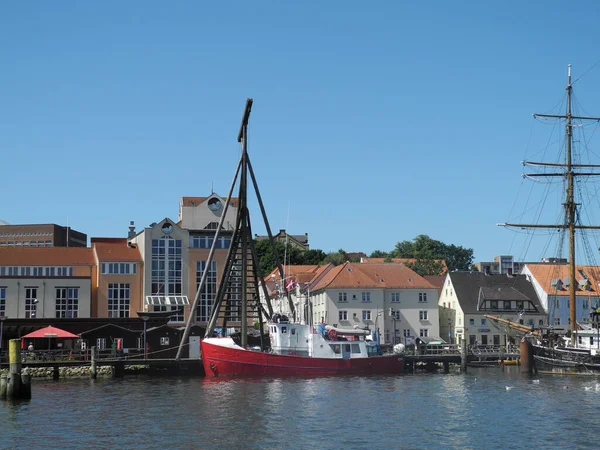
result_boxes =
[499,65,600,373]
[176,98,404,377]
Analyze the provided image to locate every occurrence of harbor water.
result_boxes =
[1,366,599,449]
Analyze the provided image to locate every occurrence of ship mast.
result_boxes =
[498,65,600,346]
[175,99,295,359]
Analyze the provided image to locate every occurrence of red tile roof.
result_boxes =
[92,238,142,262]
[0,247,95,266]
[524,264,600,295]
[361,257,448,274]
[311,262,436,291]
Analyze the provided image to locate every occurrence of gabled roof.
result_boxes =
[0,247,95,266]
[311,262,436,291]
[266,264,333,286]
[360,257,448,274]
[92,238,142,262]
[424,275,445,296]
[448,271,543,314]
[181,196,239,207]
[78,323,138,335]
[523,263,600,295]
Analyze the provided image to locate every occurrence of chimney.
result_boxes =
[128,221,136,239]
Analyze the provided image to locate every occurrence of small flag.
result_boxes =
[286,278,296,291]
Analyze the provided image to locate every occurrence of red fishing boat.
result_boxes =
[201,320,404,377]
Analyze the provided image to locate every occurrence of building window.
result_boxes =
[108,283,130,318]
[553,318,561,326]
[338,292,347,302]
[96,338,106,350]
[419,328,429,337]
[419,293,427,303]
[469,318,475,325]
[160,337,170,346]
[196,260,217,322]
[190,235,231,249]
[539,319,544,326]
[419,310,428,321]
[583,299,589,310]
[481,318,487,325]
[152,237,183,321]
[362,310,371,321]
[504,301,511,309]
[101,263,137,275]
[403,329,410,337]
[490,301,498,309]
[55,287,79,318]
[25,287,38,318]
[0,288,5,316]
[391,292,400,303]
[339,310,348,321]
[361,292,371,302]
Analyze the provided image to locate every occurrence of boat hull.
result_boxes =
[533,344,600,373]
[201,339,405,377]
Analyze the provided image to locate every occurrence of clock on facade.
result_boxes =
[207,197,222,211]
[161,222,173,234]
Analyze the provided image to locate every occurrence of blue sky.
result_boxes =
[2,1,600,263]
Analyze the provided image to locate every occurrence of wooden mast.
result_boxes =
[176,98,295,358]
[499,65,600,346]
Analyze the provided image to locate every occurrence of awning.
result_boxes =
[145,295,189,306]
[21,325,79,339]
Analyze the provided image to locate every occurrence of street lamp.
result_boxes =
[142,316,150,360]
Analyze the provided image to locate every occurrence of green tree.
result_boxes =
[303,249,327,265]
[324,249,348,266]
[391,235,473,274]
[253,239,306,276]
[369,250,389,258]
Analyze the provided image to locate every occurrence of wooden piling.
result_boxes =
[443,361,450,374]
[90,346,97,379]
[113,361,124,378]
[53,366,60,380]
[0,374,7,399]
[20,370,31,399]
[7,339,21,399]
[520,339,533,374]
[461,339,467,372]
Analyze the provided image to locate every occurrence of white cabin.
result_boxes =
[268,322,375,359]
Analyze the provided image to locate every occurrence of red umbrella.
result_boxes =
[21,326,79,339]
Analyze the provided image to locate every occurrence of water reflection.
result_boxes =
[1,370,600,449]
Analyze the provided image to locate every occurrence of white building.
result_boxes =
[438,271,546,347]
[309,262,440,345]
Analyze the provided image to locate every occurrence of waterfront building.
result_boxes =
[128,194,240,327]
[439,271,546,347]
[93,237,144,318]
[0,246,95,318]
[309,262,440,345]
[520,263,600,327]
[263,264,335,322]
[0,221,87,248]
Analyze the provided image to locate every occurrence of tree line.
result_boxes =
[254,234,474,277]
